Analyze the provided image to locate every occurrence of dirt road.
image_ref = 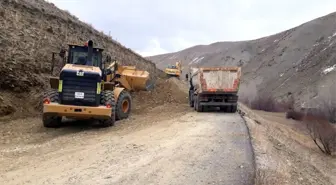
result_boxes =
[0,102,254,185]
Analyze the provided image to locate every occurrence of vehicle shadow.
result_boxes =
[200,106,237,113]
[35,118,112,141]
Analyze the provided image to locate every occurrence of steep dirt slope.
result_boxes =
[0,0,162,118]
[148,12,336,107]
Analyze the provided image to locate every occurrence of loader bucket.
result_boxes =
[120,67,153,91]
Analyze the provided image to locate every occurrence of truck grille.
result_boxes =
[60,76,98,106]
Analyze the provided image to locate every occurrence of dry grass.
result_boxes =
[285,110,304,120]
[255,169,287,185]
[241,84,336,156]
[284,84,336,155]
[304,115,336,155]
[239,103,336,185]
[241,92,293,113]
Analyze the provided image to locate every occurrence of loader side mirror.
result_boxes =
[185,74,188,80]
[59,49,66,58]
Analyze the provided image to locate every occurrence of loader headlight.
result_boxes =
[58,80,63,92]
[97,82,101,94]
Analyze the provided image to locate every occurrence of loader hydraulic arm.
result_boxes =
[104,61,118,82]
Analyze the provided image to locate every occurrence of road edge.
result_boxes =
[237,103,257,185]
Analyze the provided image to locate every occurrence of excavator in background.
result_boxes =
[43,40,152,128]
[164,61,182,79]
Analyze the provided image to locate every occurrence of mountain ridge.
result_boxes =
[148,11,336,108]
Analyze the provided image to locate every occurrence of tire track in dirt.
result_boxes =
[0,78,255,185]
[1,109,254,185]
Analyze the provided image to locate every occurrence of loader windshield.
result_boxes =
[168,65,177,69]
[72,52,101,67]
[68,46,103,68]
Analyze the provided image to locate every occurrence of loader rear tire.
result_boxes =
[115,90,132,120]
[43,89,62,128]
[99,90,116,127]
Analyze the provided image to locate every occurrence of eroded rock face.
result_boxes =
[0,0,163,117]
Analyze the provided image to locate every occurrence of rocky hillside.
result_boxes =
[148,12,336,108]
[0,0,162,118]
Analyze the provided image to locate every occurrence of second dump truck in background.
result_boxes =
[186,66,241,112]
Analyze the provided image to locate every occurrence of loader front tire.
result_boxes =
[43,89,62,128]
[100,90,116,127]
[115,90,132,120]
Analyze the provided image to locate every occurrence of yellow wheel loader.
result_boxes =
[42,40,152,128]
[164,61,182,79]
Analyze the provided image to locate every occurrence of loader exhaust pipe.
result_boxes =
[87,40,93,66]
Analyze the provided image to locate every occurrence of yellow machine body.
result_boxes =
[42,40,152,127]
[105,61,152,92]
[164,61,182,78]
[45,64,113,119]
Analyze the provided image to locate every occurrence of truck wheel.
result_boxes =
[196,103,204,112]
[189,90,194,107]
[220,106,227,112]
[231,105,237,113]
[115,90,132,120]
[195,97,204,112]
[100,90,116,127]
[43,89,62,128]
[193,95,197,110]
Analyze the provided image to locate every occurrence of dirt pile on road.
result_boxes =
[132,78,188,114]
[149,12,336,108]
[0,0,163,118]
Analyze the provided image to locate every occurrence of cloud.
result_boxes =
[137,36,201,57]
[136,38,168,57]
[47,0,336,55]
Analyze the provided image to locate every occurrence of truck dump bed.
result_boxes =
[191,67,241,93]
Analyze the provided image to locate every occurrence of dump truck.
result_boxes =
[164,61,182,79]
[42,40,152,128]
[186,66,241,112]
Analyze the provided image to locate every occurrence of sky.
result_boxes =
[47,0,336,57]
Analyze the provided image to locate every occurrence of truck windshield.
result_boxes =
[71,51,101,67]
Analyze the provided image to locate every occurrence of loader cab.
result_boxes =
[67,43,104,70]
[168,64,177,69]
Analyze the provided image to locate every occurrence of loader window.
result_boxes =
[169,65,177,69]
[70,51,102,67]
